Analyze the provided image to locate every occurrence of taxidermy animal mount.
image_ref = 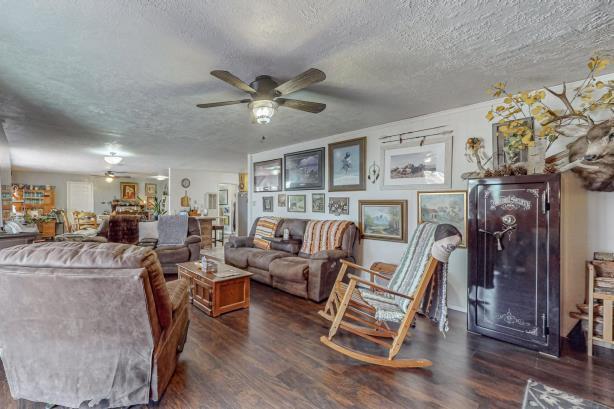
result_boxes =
[486,56,614,191]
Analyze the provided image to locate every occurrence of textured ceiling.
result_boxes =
[0,0,612,175]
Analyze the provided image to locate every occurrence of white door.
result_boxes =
[67,181,94,223]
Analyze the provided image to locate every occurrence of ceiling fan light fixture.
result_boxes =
[104,152,123,165]
[249,100,278,124]
[153,175,168,181]
[105,177,114,183]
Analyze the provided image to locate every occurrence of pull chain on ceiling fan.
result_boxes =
[196,68,326,124]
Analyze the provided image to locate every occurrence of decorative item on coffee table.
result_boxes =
[177,260,252,317]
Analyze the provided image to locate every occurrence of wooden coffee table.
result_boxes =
[177,261,252,317]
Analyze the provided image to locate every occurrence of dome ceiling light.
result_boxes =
[104,152,123,165]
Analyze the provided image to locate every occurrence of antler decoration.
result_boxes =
[485,55,614,191]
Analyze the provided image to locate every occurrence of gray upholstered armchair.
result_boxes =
[0,242,190,408]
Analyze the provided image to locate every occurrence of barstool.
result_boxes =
[212,224,225,247]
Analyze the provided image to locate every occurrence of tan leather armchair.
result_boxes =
[0,242,190,408]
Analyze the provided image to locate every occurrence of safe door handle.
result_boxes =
[479,225,516,251]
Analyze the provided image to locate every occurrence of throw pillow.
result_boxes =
[253,217,281,250]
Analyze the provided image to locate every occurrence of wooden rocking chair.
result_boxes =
[318,223,460,368]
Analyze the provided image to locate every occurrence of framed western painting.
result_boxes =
[120,182,138,200]
[254,158,282,192]
[358,200,407,242]
[262,196,274,212]
[287,195,306,212]
[284,148,325,190]
[312,193,325,213]
[145,183,157,197]
[328,137,366,191]
[381,135,452,190]
[417,190,467,247]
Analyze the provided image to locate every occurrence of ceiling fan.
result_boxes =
[196,68,327,124]
[90,170,132,182]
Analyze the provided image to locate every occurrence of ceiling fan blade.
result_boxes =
[210,70,257,94]
[274,68,326,96]
[196,99,251,108]
[276,98,326,113]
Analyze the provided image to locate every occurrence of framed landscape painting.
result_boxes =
[312,193,325,213]
[417,190,467,247]
[284,148,325,190]
[287,195,306,212]
[254,158,282,192]
[358,200,407,242]
[328,137,366,191]
[381,135,451,190]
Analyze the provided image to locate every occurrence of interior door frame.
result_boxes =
[467,174,561,356]
[66,181,95,223]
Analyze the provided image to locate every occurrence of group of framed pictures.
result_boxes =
[253,137,367,193]
[253,132,466,245]
[262,193,349,215]
[357,190,467,246]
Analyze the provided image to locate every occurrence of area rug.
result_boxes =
[522,379,610,408]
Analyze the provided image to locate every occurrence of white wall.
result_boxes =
[249,72,614,313]
[168,168,238,215]
[12,170,167,214]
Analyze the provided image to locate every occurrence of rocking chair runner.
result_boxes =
[318,222,461,368]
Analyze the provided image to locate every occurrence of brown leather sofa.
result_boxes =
[224,218,358,302]
[0,242,190,408]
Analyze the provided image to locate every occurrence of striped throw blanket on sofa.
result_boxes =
[253,217,281,250]
[300,220,352,255]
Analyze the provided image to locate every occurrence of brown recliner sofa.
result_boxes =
[224,218,358,302]
[59,215,202,275]
[0,242,190,408]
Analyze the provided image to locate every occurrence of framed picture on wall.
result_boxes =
[263,196,274,212]
[218,189,228,205]
[287,195,306,212]
[358,200,407,242]
[145,183,157,197]
[312,193,325,213]
[120,182,138,200]
[381,135,452,190]
[277,193,286,207]
[145,196,155,210]
[328,197,349,216]
[328,137,366,191]
[254,158,282,192]
[417,190,467,247]
[284,148,325,190]
[492,117,533,169]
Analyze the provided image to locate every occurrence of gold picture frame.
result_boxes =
[145,183,157,197]
[358,200,408,242]
[120,182,138,200]
[417,190,467,247]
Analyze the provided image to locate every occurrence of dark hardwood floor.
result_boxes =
[2,281,613,409]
